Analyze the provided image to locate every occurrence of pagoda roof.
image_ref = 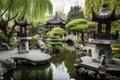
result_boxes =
[91,3,120,23]
[46,12,66,25]
[15,16,32,27]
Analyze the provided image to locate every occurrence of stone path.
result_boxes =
[0,48,51,63]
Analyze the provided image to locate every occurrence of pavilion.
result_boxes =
[46,12,66,32]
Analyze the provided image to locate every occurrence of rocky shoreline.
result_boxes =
[0,58,16,80]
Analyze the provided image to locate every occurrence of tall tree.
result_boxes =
[67,6,84,22]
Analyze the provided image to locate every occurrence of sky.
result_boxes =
[50,0,85,14]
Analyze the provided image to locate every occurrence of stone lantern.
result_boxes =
[16,16,32,53]
[75,3,120,78]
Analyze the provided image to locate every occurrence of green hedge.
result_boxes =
[112,44,120,48]
[113,53,120,59]
[0,34,9,42]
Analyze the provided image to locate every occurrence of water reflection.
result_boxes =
[4,63,52,80]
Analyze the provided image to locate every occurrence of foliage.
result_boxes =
[9,42,16,47]
[8,37,16,47]
[67,5,84,22]
[44,43,51,48]
[87,21,97,27]
[28,22,45,36]
[110,76,120,80]
[0,33,9,42]
[47,27,67,35]
[112,44,120,48]
[50,35,62,49]
[112,44,120,52]
[50,36,61,42]
[111,24,120,33]
[29,37,38,45]
[113,53,120,59]
[65,19,88,31]
[67,6,84,22]
[0,0,53,22]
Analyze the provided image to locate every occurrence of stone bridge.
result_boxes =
[62,34,78,42]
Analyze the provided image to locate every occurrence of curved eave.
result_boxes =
[46,21,65,25]
[91,6,120,23]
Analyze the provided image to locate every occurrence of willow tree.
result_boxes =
[0,0,53,21]
[0,0,53,38]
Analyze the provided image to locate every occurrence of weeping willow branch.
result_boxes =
[8,11,18,21]
[0,7,9,21]
[18,0,27,19]
[8,0,13,20]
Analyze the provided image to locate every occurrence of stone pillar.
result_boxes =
[18,40,22,52]
[25,41,29,51]
[18,38,29,53]
[98,23,102,34]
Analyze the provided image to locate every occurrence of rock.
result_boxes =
[0,58,16,80]
[38,39,46,51]
[1,58,16,70]
[87,70,96,78]
[76,52,82,62]
[78,67,88,74]
[97,73,105,79]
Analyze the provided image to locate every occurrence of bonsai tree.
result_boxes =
[65,18,97,43]
[47,27,67,36]
[46,27,67,53]
[65,19,88,43]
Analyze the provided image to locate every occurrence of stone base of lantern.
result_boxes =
[75,38,120,77]
[17,37,32,54]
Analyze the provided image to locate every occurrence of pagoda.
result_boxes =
[46,12,66,31]
[75,3,120,78]
[91,3,119,39]
[89,3,120,64]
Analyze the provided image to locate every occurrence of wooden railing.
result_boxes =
[90,31,119,40]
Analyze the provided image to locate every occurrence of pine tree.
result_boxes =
[67,6,84,22]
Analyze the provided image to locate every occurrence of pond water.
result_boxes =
[3,48,79,80]
[3,47,120,80]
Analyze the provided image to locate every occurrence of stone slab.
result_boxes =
[77,56,120,74]
[89,38,120,44]
[0,48,51,63]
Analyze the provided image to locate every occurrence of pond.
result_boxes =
[3,47,77,80]
[3,47,120,80]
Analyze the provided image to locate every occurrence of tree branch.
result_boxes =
[18,0,27,19]
[7,0,13,20]
[0,8,8,21]
[8,11,18,21]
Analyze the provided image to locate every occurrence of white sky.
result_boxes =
[50,0,85,14]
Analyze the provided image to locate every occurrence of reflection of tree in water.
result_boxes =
[4,64,53,80]
[51,52,66,67]
[51,48,66,67]
[64,50,76,79]
[54,47,77,79]
[49,47,76,79]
